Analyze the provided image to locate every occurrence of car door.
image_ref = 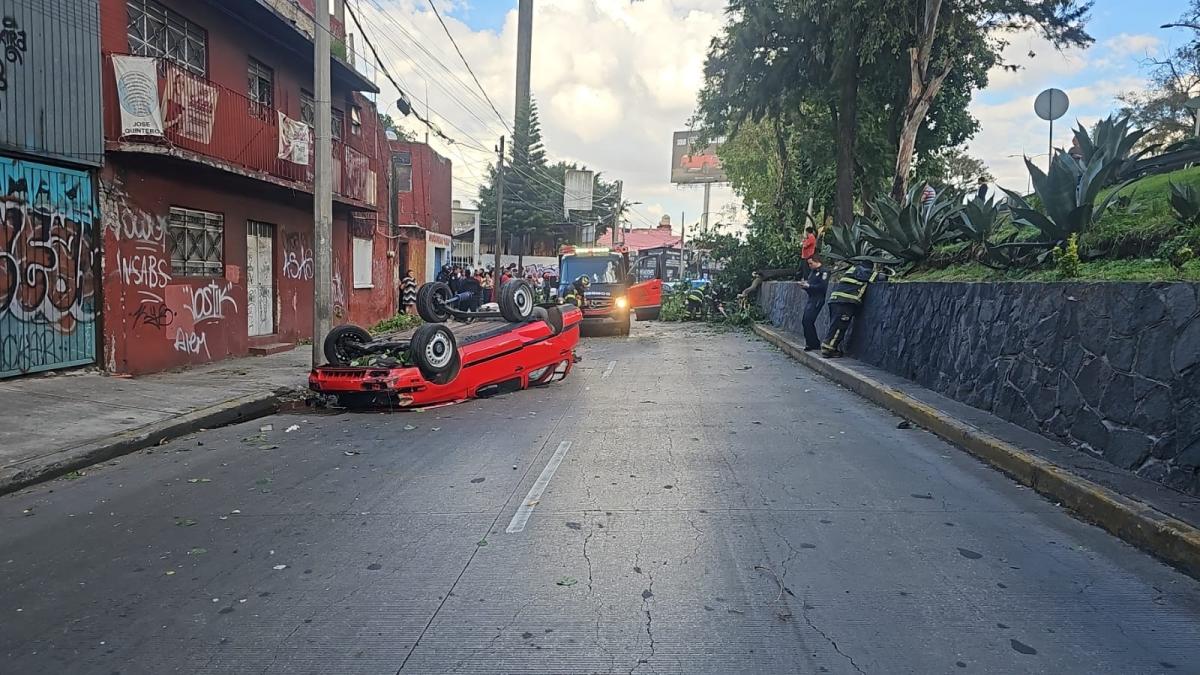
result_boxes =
[627,255,663,317]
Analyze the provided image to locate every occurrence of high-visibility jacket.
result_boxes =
[828,265,883,305]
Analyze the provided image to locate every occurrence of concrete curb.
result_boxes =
[753,322,1200,579]
[0,390,289,497]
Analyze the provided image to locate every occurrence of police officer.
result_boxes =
[821,261,885,357]
[800,256,829,351]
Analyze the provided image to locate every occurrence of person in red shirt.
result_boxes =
[801,226,817,279]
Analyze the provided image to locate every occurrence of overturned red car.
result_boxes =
[309,279,582,408]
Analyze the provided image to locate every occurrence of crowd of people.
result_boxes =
[399,264,560,315]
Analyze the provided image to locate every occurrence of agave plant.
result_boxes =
[821,219,896,265]
[1073,115,1156,183]
[1003,116,1150,248]
[1169,181,1200,226]
[856,184,964,265]
[956,197,1007,248]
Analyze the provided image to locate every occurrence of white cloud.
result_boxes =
[1104,33,1162,59]
[355,0,742,235]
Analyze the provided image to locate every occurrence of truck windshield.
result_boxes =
[561,256,621,284]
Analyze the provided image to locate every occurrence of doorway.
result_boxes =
[246,221,275,337]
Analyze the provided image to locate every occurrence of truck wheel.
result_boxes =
[324,324,370,365]
[498,279,535,322]
[416,282,453,323]
[410,323,459,381]
[635,307,660,321]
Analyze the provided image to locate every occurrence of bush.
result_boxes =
[370,313,423,335]
[1053,234,1082,279]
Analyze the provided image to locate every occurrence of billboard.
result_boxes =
[563,169,595,212]
[670,130,726,184]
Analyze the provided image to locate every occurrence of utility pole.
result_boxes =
[700,181,711,236]
[613,180,623,247]
[679,210,686,281]
[472,209,481,269]
[515,0,533,120]
[493,136,506,279]
[312,0,333,367]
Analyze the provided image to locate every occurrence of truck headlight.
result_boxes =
[615,296,628,309]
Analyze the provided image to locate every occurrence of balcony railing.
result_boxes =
[103,54,377,207]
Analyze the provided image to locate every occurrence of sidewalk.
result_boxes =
[0,347,311,495]
[753,322,1200,579]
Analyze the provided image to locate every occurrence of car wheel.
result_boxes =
[634,307,660,321]
[416,282,453,323]
[410,323,458,381]
[323,324,371,365]
[498,279,535,322]
[531,305,564,335]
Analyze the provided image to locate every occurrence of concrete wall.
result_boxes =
[762,280,1200,495]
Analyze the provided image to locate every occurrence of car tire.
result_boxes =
[416,282,453,323]
[498,279,535,322]
[634,307,660,321]
[410,323,458,381]
[323,324,371,365]
[531,305,564,335]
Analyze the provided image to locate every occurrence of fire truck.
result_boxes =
[558,245,663,335]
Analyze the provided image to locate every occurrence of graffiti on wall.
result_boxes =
[0,16,28,107]
[183,280,237,324]
[0,159,97,377]
[102,177,172,306]
[282,232,313,280]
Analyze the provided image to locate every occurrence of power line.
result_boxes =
[347,0,497,155]
[359,0,505,129]
[424,0,509,130]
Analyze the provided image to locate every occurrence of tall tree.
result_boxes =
[890,0,1093,200]
[1120,1,1200,147]
[477,99,556,254]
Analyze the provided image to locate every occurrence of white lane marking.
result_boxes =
[601,360,617,379]
[506,441,573,534]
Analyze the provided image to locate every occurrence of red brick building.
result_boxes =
[97,0,396,374]
[389,140,453,285]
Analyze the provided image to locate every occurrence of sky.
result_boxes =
[350,0,1192,234]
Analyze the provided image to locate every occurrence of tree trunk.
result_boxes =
[772,116,791,230]
[834,38,859,229]
[891,0,950,202]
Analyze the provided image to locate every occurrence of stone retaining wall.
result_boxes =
[761,280,1200,494]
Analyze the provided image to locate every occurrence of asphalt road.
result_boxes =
[3,322,1200,674]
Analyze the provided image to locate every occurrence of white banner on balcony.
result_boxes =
[277,111,310,165]
[112,55,163,137]
[163,68,219,144]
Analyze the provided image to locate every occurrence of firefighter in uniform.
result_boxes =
[562,275,590,307]
[685,282,709,319]
[821,262,885,357]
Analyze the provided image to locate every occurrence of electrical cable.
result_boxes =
[424,0,509,130]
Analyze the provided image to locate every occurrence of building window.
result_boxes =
[352,236,373,288]
[332,108,344,140]
[127,0,207,76]
[394,151,412,193]
[167,207,224,276]
[300,90,315,126]
[247,58,274,117]
[350,106,362,136]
